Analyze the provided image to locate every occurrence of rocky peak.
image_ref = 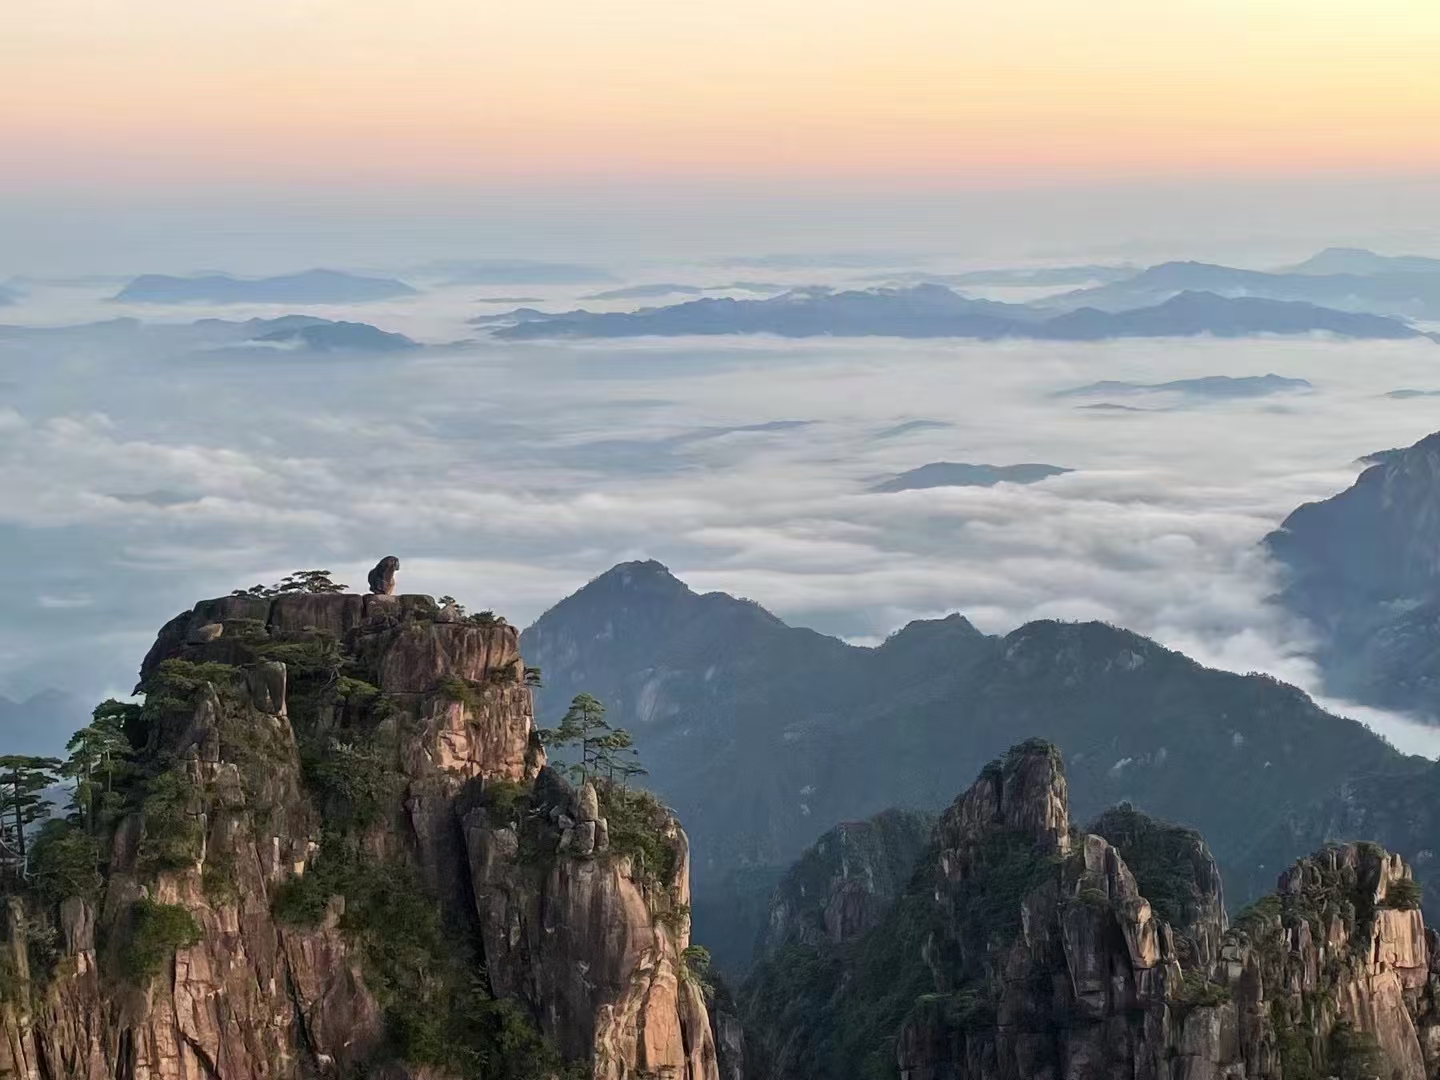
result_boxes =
[932,738,1070,883]
[740,740,1440,1080]
[1,585,718,1080]
[1088,802,1228,967]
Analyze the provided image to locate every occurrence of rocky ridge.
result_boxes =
[741,740,1440,1080]
[1,588,718,1080]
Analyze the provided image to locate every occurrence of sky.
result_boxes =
[5,0,1440,190]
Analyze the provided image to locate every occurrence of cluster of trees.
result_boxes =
[1,700,135,884]
[537,693,647,786]
[232,569,348,598]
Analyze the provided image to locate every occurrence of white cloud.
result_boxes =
[3,287,1440,759]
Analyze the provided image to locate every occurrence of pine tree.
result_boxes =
[597,728,647,787]
[537,693,613,784]
[0,754,63,860]
[62,699,135,833]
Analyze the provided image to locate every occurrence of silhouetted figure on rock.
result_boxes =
[367,555,399,595]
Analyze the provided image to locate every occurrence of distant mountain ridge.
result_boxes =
[521,560,1423,969]
[113,269,418,304]
[486,284,1431,342]
[1045,258,1440,319]
[1287,246,1440,276]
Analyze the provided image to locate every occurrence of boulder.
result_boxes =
[578,781,600,823]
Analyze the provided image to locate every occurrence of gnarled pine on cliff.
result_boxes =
[0,586,718,1080]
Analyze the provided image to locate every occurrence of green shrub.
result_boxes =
[254,633,343,684]
[137,768,204,872]
[26,820,102,908]
[119,899,201,982]
[303,739,400,829]
[1382,877,1422,911]
[680,944,714,998]
[1174,970,1231,1007]
[202,846,240,905]
[599,785,679,887]
[1329,1021,1386,1080]
[142,659,240,710]
[437,675,484,710]
[480,778,528,826]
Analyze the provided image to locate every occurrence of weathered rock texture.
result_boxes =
[1,590,717,1080]
[741,739,1440,1080]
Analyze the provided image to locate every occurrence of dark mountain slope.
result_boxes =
[523,563,1416,969]
[1266,429,1440,716]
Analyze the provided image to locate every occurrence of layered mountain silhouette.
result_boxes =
[194,315,421,352]
[521,560,1425,969]
[113,269,418,304]
[487,285,1431,341]
[1044,258,1440,319]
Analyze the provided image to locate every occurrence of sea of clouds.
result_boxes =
[4,269,1440,757]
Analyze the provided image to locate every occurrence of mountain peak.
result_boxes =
[580,558,694,598]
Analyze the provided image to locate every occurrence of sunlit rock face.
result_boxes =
[2,590,717,1080]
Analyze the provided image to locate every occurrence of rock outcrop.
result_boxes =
[1,589,718,1080]
[740,739,1440,1080]
[760,809,933,954]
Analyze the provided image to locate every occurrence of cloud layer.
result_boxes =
[4,280,1440,757]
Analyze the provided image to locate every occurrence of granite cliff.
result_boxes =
[1,587,718,1080]
[741,740,1439,1080]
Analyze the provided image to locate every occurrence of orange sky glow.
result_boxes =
[5,0,1439,189]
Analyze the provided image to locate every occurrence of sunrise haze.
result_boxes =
[6,0,1440,188]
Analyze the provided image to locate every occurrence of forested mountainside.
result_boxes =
[522,561,1427,971]
[740,740,1440,1080]
[1,585,717,1080]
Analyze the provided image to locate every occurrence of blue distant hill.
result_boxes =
[488,285,1432,343]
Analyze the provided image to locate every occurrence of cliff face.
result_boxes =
[1,590,717,1080]
[741,740,1440,1080]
